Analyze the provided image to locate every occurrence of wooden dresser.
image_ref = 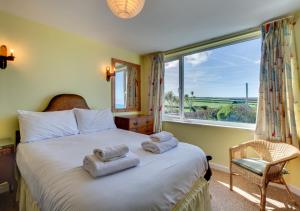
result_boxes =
[114,115,154,135]
[0,138,16,192]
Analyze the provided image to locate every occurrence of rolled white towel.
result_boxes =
[142,137,178,154]
[150,131,174,142]
[93,144,129,162]
[83,153,140,178]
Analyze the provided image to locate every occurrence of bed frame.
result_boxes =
[16,94,212,180]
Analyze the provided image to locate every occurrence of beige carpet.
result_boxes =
[1,169,299,211]
[210,169,300,211]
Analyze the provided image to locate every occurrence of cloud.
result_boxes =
[185,51,212,66]
[254,59,261,64]
[165,60,178,69]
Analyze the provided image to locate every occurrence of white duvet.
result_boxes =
[16,129,208,211]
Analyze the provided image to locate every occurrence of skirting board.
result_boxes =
[210,162,300,197]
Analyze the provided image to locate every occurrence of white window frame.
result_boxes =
[162,29,261,130]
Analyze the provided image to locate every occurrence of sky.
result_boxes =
[164,38,261,98]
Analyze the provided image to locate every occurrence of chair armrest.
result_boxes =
[230,142,251,160]
[269,153,299,166]
[262,154,300,177]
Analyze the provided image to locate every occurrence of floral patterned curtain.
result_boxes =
[255,17,299,148]
[148,53,165,133]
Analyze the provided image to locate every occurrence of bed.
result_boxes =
[16,94,212,211]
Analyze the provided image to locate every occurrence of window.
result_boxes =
[163,35,261,127]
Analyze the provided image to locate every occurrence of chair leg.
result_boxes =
[229,164,233,191]
[260,184,267,211]
[281,178,297,205]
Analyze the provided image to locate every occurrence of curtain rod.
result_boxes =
[262,14,296,25]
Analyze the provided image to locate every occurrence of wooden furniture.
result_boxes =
[114,115,153,135]
[0,138,16,192]
[44,94,90,111]
[229,140,300,211]
[111,58,141,113]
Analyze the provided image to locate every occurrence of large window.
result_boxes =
[163,36,261,127]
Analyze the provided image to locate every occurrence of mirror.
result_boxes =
[111,58,141,112]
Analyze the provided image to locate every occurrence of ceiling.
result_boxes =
[0,0,300,54]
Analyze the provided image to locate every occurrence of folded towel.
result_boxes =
[142,137,178,154]
[93,144,129,162]
[83,153,140,178]
[150,131,173,142]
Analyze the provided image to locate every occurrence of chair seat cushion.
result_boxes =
[232,158,288,176]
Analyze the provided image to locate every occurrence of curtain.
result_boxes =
[148,53,165,133]
[255,17,300,148]
[126,65,139,110]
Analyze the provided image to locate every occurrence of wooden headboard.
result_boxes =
[44,94,90,111]
[16,94,90,144]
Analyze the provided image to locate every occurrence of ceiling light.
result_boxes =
[106,0,145,19]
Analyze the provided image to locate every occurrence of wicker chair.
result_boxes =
[229,139,300,211]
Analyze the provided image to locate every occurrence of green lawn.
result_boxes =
[165,98,257,110]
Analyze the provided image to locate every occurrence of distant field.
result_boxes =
[165,97,258,111]
[187,97,257,106]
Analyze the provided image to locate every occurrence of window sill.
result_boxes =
[162,117,255,131]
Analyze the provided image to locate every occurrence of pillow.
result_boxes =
[18,110,79,143]
[74,108,116,134]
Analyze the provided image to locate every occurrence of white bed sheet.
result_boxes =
[16,129,208,211]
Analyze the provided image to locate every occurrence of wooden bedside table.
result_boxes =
[0,138,16,192]
[115,115,154,135]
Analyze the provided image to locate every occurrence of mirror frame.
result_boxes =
[111,58,141,112]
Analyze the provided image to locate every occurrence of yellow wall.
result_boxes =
[162,13,300,189]
[0,10,140,141]
[163,122,254,164]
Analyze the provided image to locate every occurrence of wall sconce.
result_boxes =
[0,45,15,70]
[106,66,115,81]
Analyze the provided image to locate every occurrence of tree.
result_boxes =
[164,91,179,113]
[165,91,174,104]
[172,95,179,113]
[184,94,192,112]
[184,91,196,113]
[190,91,195,112]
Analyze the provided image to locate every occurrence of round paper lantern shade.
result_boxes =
[106,0,145,19]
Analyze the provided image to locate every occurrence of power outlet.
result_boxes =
[0,182,9,194]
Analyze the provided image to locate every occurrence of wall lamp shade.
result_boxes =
[106,0,145,19]
[106,66,115,81]
[0,45,15,70]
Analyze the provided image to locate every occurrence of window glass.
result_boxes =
[164,60,180,116]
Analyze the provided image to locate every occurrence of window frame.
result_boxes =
[163,29,261,130]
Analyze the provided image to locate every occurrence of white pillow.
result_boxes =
[74,108,116,134]
[18,110,79,143]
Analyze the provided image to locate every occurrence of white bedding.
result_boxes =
[16,129,208,211]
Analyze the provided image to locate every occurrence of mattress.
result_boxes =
[16,129,208,211]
